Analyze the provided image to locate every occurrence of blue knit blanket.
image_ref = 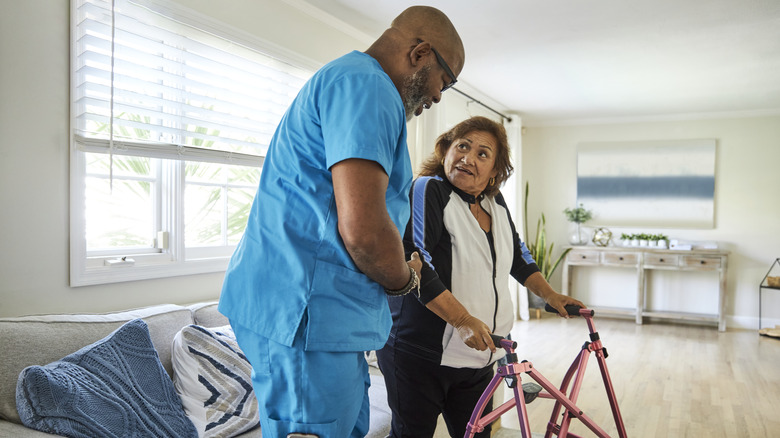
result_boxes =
[16,318,197,438]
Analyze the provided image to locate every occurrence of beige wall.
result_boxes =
[522,117,780,328]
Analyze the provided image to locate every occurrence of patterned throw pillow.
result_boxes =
[172,324,259,438]
[15,319,197,438]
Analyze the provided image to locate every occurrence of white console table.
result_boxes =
[561,246,729,331]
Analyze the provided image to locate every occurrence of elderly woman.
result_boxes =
[376,116,584,438]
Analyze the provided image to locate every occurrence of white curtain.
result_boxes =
[503,114,530,321]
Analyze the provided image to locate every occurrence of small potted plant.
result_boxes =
[655,234,669,248]
[638,233,650,247]
[648,234,660,247]
[564,204,593,246]
[620,233,631,247]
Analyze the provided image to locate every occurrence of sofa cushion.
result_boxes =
[367,373,392,438]
[16,319,197,438]
[172,324,259,438]
[188,302,229,328]
[0,304,194,424]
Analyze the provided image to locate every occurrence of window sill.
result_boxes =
[71,256,229,287]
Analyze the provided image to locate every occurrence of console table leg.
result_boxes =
[636,260,645,325]
[718,256,728,332]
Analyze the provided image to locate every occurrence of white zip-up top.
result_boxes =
[385,176,539,369]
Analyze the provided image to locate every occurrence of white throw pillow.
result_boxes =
[172,324,259,438]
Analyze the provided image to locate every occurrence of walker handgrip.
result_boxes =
[545,304,588,316]
[490,334,517,350]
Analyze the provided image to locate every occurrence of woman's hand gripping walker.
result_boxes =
[464,305,627,438]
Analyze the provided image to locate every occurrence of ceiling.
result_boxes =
[295,0,780,125]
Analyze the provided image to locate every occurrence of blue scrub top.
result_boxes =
[219,51,412,352]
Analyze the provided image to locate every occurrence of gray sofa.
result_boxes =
[0,301,391,437]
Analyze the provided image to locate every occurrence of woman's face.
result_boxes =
[442,130,499,196]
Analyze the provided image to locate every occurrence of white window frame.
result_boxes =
[69,0,318,286]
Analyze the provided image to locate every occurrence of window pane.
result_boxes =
[227,165,261,186]
[227,187,255,245]
[185,161,223,184]
[84,153,155,251]
[85,176,154,250]
[86,152,151,178]
[185,161,258,247]
[185,183,224,247]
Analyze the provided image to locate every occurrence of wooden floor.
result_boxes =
[494,313,780,437]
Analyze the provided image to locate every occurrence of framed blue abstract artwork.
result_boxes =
[577,139,716,228]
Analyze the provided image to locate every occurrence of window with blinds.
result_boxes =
[70,0,313,286]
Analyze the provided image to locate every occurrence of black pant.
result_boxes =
[376,344,493,438]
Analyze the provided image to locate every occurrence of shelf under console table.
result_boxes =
[561,246,729,331]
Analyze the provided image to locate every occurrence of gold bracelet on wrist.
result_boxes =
[384,266,420,297]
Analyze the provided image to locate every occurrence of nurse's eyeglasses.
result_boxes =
[417,39,457,92]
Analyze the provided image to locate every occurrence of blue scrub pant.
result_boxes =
[231,320,371,438]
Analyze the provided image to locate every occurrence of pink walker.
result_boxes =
[465,305,627,438]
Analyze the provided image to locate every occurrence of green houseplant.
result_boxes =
[523,183,571,309]
[563,203,593,245]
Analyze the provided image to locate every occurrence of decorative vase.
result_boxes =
[568,222,587,245]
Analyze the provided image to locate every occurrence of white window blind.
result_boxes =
[73,0,311,163]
